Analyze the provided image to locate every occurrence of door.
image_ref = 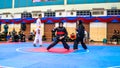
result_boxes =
[90,22,107,41]
[44,23,55,41]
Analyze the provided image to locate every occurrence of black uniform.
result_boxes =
[73,21,88,50]
[51,30,56,41]
[47,26,70,50]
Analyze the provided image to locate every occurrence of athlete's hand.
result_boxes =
[54,27,57,29]
[59,36,64,40]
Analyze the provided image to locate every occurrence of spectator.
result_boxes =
[70,33,76,42]
[11,28,17,42]
[19,32,26,42]
[28,30,35,41]
[18,29,23,35]
[6,32,11,41]
[0,32,1,41]
[4,23,9,40]
[14,33,19,42]
[0,32,6,41]
[42,35,46,41]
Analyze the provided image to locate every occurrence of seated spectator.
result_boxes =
[14,33,19,42]
[18,29,23,35]
[42,35,46,41]
[66,36,70,42]
[19,32,26,42]
[0,32,2,41]
[70,33,76,41]
[31,30,35,35]
[0,32,6,41]
[111,29,120,44]
[11,28,17,42]
[28,30,35,41]
[28,33,34,41]
[6,32,11,41]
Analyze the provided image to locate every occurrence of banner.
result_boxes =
[33,0,42,2]
[32,0,55,2]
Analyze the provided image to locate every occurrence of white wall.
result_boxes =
[0,2,120,19]
[56,11,66,17]
[0,2,120,13]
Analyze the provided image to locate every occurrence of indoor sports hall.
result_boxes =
[0,0,120,68]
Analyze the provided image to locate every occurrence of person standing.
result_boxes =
[73,20,89,52]
[11,28,17,42]
[4,23,9,40]
[47,22,70,51]
[33,14,42,47]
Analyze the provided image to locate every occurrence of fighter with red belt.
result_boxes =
[47,22,70,51]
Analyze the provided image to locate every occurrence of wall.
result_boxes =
[67,0,120,4]
[14,0,64,8]
[0,0,119,9]
[0,0,12,9]
[1,24,20,33]
[44,23,55,41]
[0,2,120,14]
[24,24,30,36]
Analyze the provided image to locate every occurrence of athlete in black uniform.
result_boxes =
[73,20,89,52]
[47,22,70,51]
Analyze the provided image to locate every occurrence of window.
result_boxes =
[91,8,105,16]
[44,12,55,17]
[33,13,38,17]
[21,12,32,18]
[76,10,91,17]
[107,9,120,16]
[92,11,104,15]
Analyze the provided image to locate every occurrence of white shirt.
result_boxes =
[36,18,41,27]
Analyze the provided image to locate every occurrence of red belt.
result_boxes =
[57,32,65,35]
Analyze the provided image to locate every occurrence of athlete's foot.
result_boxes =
[46,49,50,52]
[74,49,78,51]
[33,44,36,47]
[66,48,69,51]
[85,49,89,52]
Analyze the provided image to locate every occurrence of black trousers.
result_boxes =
[47,38,70,50]
[73,37,87,50]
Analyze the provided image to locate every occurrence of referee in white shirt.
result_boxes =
[33,14,42,47]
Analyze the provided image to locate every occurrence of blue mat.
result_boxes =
[0,42,120,68]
